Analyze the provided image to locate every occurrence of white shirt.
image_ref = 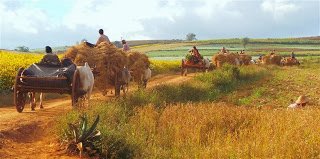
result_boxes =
[288,103,299,108]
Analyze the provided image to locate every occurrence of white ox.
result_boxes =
[77,62,94,102]
[142,68,151,88]
[29,62,94,110]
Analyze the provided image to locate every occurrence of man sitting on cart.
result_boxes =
[85,29,111,47]
[190,46,202,64]
[39,46,61,66]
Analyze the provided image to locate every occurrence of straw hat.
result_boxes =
[295,95,309,104]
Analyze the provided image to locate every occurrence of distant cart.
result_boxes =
[14,65,81,113]
[181,59,211,76]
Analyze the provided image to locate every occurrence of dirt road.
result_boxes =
[0,73,194,158]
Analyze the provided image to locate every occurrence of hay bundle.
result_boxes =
[64,43,99,66]
[226,53,240,65]
[261,55,271,64]
[127,51,150,68]
[282,57,300,66]
[64,42,127,91]
[271,55,282,65]
[95,42,127,89]
[127,51,150,82]
[239,54,252,65]
[261,54,282,65]
[212,53,240,68]
[212,53,226,68]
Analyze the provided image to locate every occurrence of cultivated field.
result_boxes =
[1,37,320,158]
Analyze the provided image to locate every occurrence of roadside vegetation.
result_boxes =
[57,60,320,158]
[56,64,273,158]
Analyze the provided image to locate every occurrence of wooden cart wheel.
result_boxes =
[14,68,27,113]
[71,69,80,107]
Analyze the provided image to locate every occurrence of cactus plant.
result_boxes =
[65,114,102,157]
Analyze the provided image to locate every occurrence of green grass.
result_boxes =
[146,50,217,57]
[145,43,320,59]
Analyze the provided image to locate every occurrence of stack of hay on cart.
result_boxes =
[239,54,252,65]
[64,42,127,92]
[261,53,282,65]
[281,57,300,66]
[127,51,150,83]
[212,53,240,68]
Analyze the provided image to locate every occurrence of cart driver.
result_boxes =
[96,29,110,45]
[39,46,61,66]
[85,29,111,47]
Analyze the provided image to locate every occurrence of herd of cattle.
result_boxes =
[182,51,300,76]
[211,52,300,68]
[26,49,299,110]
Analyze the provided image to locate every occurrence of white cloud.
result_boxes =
[0,0,49,34]
[0,0,318,49]
[62,0,187,40]
[261,0,301,20]
[194,0,239,19]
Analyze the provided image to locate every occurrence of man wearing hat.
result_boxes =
[288,95,309,108]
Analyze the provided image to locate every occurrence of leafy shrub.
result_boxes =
[212,64,240,92]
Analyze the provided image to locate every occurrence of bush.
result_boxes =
[212,64,240,92]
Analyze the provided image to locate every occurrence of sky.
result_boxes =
[0,0,319,50]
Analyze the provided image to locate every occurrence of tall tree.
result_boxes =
[15,46,29,52]
[186,33,197,41]
[241,37,250,48]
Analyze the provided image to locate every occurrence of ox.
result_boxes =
[118,67,132,94]
[141,67,151,88]
[77,62,95,105]
[29,92,43,111]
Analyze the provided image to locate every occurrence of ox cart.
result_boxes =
[14,64,81,112]
[181,59,210,76]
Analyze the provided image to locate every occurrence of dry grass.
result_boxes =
[126,103,320,158]
[58,101,320,158]
[57,60,320,158]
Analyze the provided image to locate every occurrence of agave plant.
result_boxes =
[65,114,102,157]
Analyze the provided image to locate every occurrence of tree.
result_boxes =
[15,46,29,52]
[241,37,250,48]
[186,33,197,41]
